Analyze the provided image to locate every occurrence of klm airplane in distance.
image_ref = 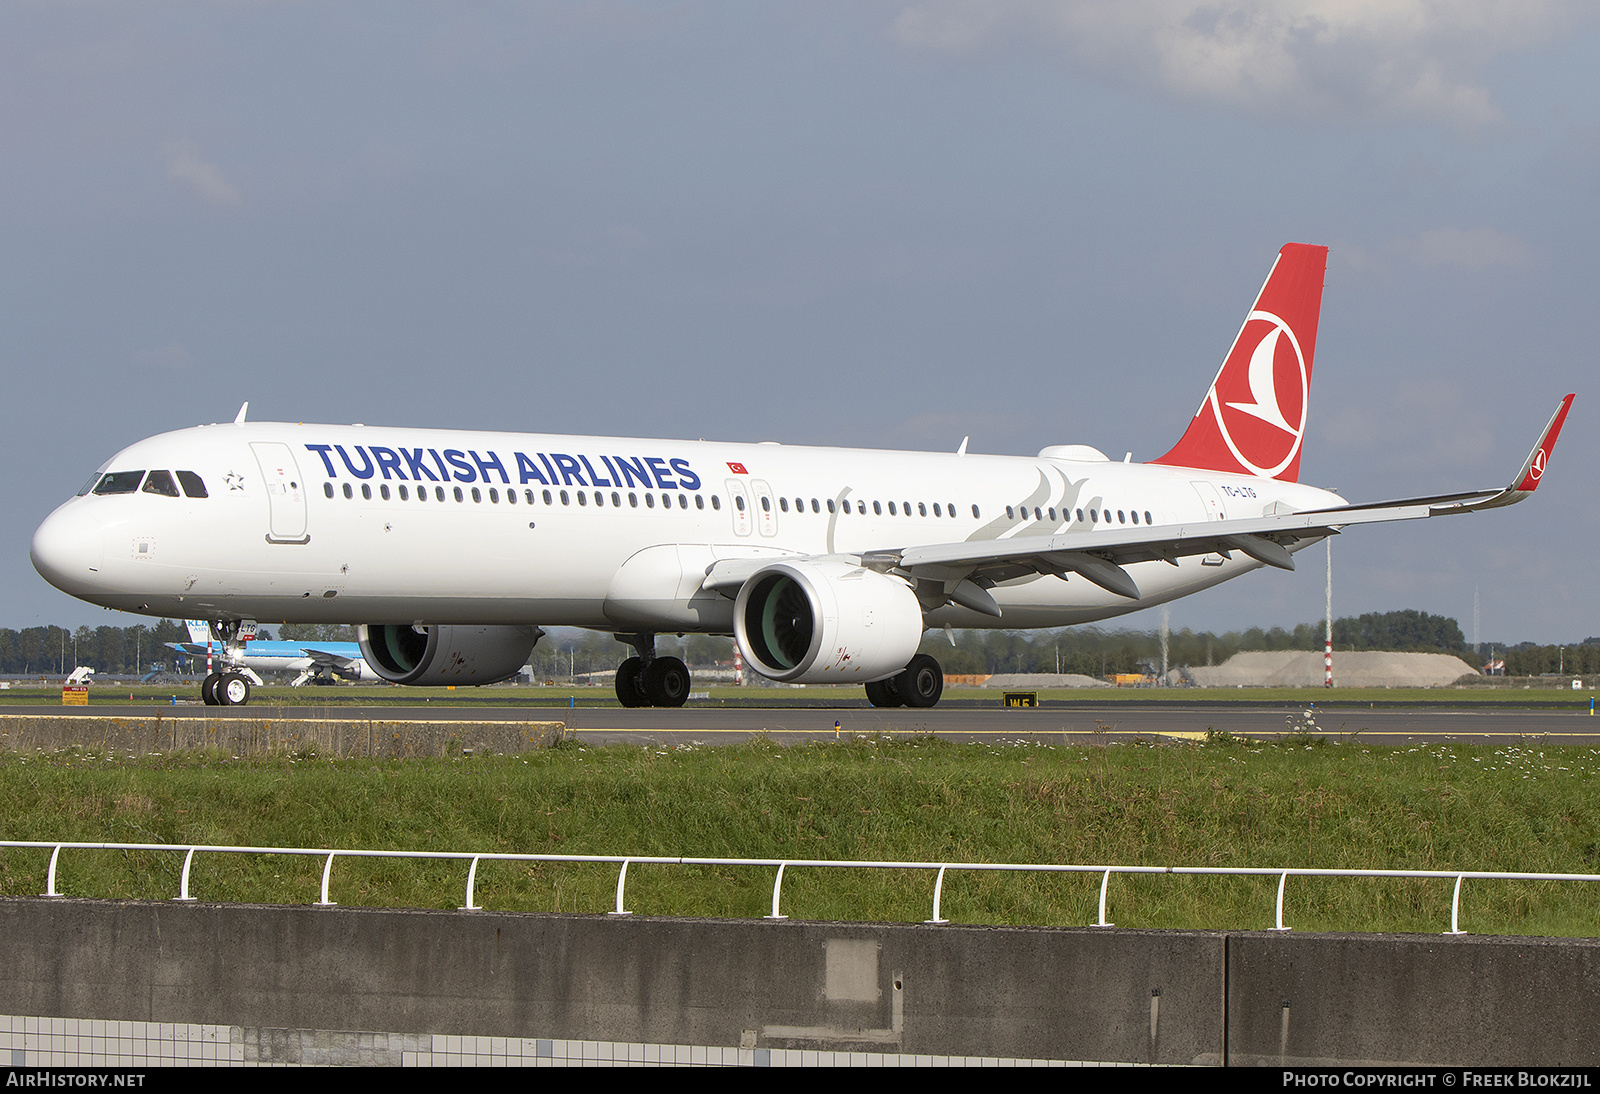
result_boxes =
[33,245,1573,709]
[168,621,375,704]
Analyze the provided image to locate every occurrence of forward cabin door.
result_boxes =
[251,442,309,544]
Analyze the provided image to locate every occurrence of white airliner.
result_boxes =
[31,244,1573,708]
[167,620,375,702]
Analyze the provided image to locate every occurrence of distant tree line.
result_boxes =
[0,621,191,676]
[0,610,1588,679]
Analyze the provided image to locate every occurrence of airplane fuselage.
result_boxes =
[32,422,1343,635]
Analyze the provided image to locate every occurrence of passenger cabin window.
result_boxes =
[93,471,144,495]
[323,483,335,499]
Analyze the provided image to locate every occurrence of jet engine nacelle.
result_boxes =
[359,624,540,686]
[733,560,925,684]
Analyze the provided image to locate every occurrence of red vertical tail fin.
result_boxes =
[1152,243,1329,482]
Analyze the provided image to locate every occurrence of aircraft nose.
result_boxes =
[30,503,106,596]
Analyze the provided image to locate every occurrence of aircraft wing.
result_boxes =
[298,647,363,670]
[167,641,211,657]
[703,394,1574,614]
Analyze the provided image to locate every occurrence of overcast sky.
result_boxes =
[4,1,1597,645]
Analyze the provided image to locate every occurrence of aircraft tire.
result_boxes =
[898,654,944,708]
[864,677,904,708]
[615,657,649,707]
[219,672,251,707]
[201,673,223,706]
[643,657,690,708]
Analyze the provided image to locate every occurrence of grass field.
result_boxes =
[1,732,1596,938]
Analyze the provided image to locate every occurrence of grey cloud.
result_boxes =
[164,141,241,207]
[890,0,1585,127]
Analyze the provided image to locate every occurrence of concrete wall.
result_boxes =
[2,898,1597,1065]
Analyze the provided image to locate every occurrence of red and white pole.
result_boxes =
[1324,539,1334,688]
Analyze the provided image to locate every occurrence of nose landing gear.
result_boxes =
[201,670,253,707]
[196,620,259,706]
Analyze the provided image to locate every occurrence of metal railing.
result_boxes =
[4,839,1597,935]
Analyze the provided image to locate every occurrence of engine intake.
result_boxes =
[359,624,540,686]
[734,560,925,684]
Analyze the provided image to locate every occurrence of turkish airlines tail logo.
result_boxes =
[1152,243,1329,482]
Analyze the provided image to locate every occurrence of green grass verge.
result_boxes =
[1,734,1597,937]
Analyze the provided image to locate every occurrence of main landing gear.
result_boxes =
[613,633,691,708]
[864,653,945,709]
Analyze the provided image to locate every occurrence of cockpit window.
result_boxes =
[77,473,101,497]
[142,470,181,497]
[176,471,208,498]
[93,471,145,495]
